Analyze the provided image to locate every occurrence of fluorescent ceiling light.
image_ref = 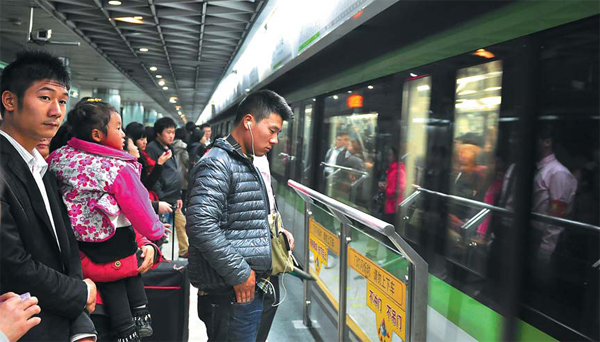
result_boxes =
[162,86,168,90]
[149,66,157,71]
[139,47,149,52]
[108,0,121,5]
[155,75,162,78]
[115,17,144,24]
[158,80,165,86]
[367,85,374,89]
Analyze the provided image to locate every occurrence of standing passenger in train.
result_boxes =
[146,117,189,258]
[186,90,292,342]
[323,131,351,176]
[384,147,406,224]
[0,50,97,341]
[532,124,577,260]
[49,98,165,342]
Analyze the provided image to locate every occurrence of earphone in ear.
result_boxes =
[247,122,251,129]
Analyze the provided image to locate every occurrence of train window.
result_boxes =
[523,17,599,341]
[444,60,504,273]
[270,120,289,178]
[323,97,377,210]
[400,76,431,210]
[299,103,314,186]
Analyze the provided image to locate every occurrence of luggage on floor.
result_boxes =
[142,259,190,342]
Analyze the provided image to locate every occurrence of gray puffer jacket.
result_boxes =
[185,137,271,291]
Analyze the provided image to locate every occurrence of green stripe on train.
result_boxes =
[278,186,557,341]
[286,0,600,103]
[429,276,556,341]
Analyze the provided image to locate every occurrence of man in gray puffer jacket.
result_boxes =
[186,90,292,342]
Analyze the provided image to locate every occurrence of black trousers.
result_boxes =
[256,275,280,342]
[97,275,148,333]
[79,226,147,333]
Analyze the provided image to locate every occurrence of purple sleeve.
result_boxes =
[112,165,165,240]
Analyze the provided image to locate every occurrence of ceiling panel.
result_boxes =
[1,0,265,124]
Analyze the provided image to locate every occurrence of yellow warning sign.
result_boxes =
[367,281,406,342]
[309,234,328,274]
[308,218,339,255]
[348,247,406,311]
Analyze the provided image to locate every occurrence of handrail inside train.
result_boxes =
[402,187,600,233]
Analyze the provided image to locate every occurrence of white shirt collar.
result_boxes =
[536,153,556,170]
[0,130,48,177]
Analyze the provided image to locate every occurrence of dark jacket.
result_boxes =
[145,140,182,203]
[185,137,271,291]
[187,141,207,169]
[0,135,95,340]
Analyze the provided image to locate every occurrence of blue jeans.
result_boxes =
[197,290,264,342]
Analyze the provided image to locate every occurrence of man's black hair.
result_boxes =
[1,50,71,117]
[175,127,187,140]
[336,131,349,138]
[125,122,147,142]
[185,121,196,132]
[199,123,211,129]
[145,126,155,142]
[234,89,292,125]
[538,123,556,141]
[189,128,204,143]
[154,117,176,136]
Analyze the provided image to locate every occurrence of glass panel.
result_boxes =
[300,103,314,185]
[323,101,378,210]
[398,76,431,242]
[308,203,342,304]
[271,120,289,178]
[346,224,409,342]
[446,60,503,275]
[524,18,599,340]
[402,77,431,199]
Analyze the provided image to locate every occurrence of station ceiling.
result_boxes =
[0,0,265,124]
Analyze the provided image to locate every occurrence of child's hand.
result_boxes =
[138,246,155,274]
[163,227,172,239]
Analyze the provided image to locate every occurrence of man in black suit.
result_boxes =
[0,50,97,341]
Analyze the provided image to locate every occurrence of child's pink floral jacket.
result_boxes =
[48,137,164,243]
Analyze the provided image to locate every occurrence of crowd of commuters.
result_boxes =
[0,50,293,342]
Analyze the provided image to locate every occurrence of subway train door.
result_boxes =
[399,59,506,286]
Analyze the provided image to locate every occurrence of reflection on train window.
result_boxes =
[323,99,377,210]
[400,75,431,203]
[451,60,502,200]
[270,120,289,178]
[300,104,313,185]
[446,61,503,270]
[523,18,599,340]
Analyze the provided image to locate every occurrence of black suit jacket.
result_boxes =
[0,135,95,341]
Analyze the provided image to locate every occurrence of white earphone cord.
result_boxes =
[248,122,256,156]
[259,273,287,307]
